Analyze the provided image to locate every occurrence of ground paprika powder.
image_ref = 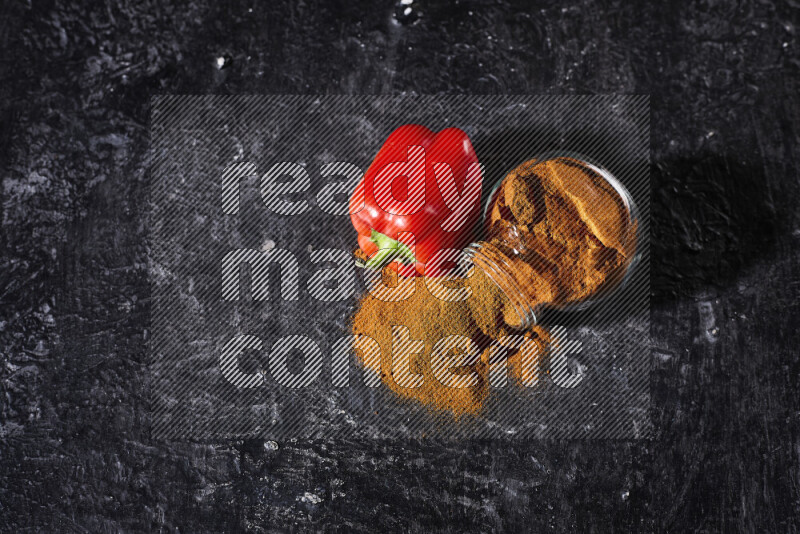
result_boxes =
[351,155,637,416]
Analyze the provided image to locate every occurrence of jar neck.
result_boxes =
[464,241,540,330]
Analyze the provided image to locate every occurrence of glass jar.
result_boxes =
[464,153,641,330]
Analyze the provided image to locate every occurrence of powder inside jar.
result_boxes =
[484,157,635,309]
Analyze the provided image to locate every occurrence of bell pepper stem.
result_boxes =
[360,229,417,271]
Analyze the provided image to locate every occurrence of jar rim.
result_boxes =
[477,152,644,317]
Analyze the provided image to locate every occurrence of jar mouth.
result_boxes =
[479,151,642,315]
[464,242,538,330]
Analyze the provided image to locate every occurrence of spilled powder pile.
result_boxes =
[351,270,548,416]
[351,157,634,416]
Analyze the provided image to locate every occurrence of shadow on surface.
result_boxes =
[472,124,783,326]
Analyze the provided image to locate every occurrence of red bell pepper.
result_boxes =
[349,125,483,277]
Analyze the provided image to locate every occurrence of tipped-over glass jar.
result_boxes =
[464,153,641,330]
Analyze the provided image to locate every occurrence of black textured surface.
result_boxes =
[1,1,798,532]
